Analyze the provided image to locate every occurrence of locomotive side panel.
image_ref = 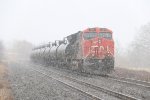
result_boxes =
[65,31,83,59]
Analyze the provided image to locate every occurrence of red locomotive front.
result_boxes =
[81,27,114,74]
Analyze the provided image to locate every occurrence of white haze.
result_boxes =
[0,0,150,48]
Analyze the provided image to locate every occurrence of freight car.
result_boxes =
[31,27,114,75]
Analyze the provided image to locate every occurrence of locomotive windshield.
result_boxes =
[98,32,112,39]
[83,32,97,40]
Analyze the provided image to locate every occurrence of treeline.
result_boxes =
[7,40,33,61]
[116,22,150,69]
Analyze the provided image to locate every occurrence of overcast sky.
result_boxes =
[0,0,150,47]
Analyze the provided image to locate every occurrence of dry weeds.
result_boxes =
[0,63,13,100]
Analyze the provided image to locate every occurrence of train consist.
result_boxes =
[30,27,114,75]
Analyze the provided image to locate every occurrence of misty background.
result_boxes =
[0,0,150,71]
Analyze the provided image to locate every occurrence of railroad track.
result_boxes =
[31,67,138,100]
[108,75,150,89]
[31,68,102,100]
[36,62,150,89]
[48,63,150,89]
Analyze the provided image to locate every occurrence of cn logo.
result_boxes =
[99,46,104,52]
[99,46,110,52]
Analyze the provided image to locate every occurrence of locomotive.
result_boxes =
[31,27,114,75]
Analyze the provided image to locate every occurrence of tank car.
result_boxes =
[31,27,114,75]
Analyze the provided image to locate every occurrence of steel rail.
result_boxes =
[31,68,102,100]
[108,75,150,89]
[32,68,138,100]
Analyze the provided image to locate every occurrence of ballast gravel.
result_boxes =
[7,61,92,100]
[28,61,150,100]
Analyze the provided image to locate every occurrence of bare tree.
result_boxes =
[128,23,150,68]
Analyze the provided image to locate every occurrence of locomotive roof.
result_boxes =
[83,27,112,33]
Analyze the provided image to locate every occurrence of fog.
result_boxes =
[1,40,33,62]
[1,0,150,47]
[0,0,150,71]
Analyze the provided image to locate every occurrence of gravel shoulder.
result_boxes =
[0,62,13,100]
[112,67,150,82]
[7,61,93,100]
[7,60,150,100]
[28,62,150,100]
